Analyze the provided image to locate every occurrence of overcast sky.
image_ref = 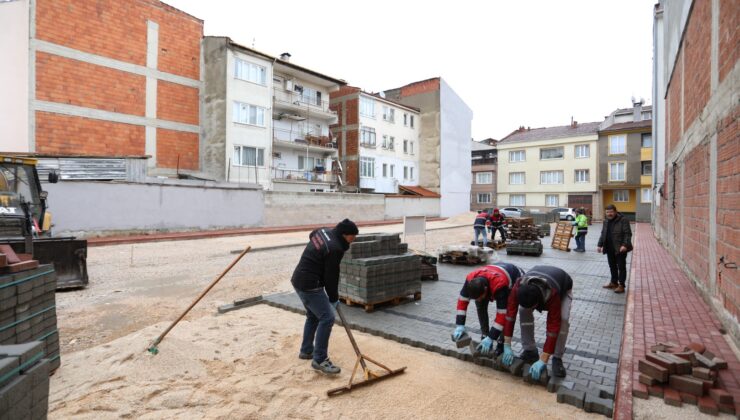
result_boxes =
[166,0,655,140]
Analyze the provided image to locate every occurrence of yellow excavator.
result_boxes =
[0,155,88,289]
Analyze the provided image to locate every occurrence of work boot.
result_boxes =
[551,357,566,378]
[520,349,539,364]
[603,282,618,289]
[614,285,626,294]
[312,358,341,375]
[298,352,313,360]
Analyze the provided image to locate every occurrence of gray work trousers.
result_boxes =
[519,290,572,358]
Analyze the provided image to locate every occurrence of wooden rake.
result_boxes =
[327,305,406,397]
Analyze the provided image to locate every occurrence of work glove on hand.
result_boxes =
[530,360,547,380]
[476,337,494,354]
[502,343,514,366]
[452,325,466,341]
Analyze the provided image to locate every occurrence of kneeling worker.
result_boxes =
[451,262,525,356]
[501,265,573,380]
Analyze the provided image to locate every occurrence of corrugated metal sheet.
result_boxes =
[36,158,127,181]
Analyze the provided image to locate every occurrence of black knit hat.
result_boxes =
[335,218,359,235]
[466,277,488,299]
[517,283,543,309]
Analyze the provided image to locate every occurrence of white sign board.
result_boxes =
[403,216,427,251]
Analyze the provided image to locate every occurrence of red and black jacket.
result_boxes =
[504,265,573,354]
[489,212,505,228]
[473,212,490,228]
[456,262,524,340]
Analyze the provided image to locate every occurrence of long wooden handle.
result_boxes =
[150,246,251,348]
[335,305,368,370]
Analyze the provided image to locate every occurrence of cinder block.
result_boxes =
[557,388,586,409]
[639,359,669,382]
[698,396,719,415]
[664,388,682,407]
[584,393,614,417]
[669,375,704,396]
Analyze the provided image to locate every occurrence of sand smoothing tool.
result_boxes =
[327,305,406,397]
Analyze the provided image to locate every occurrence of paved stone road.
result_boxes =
[265,223,629,400]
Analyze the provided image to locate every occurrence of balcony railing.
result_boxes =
[472,158,497,165]
[273,128,337,150]
[271,166,338,184]
[273,86,334,114]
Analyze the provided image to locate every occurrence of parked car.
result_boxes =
[500,207,524,218]
[551,207,578,221]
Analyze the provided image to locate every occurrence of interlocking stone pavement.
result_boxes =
[264,223,628,402]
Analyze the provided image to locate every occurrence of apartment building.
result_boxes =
[470,139,497,210]
[202,37,345,191]
[497,122,600,214]
[330,87,421,193]
[597,101,653,221]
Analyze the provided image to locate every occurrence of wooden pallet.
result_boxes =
[438,253,482,265]
[342,292,422,312]
[551,221,574,251]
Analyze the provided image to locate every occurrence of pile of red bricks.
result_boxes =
[636,341,734,415]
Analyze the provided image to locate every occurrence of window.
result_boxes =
[233,102,266,126]
[382,135,388,149]
[574,144,590,158]
[410,115,414,128]
[642,161,652,176]
[609,135,626,155]
[403,139,409,154]
[298,156,316,170]
[382,106,395,122]
[294,85,321,106]
[360,96,375,118]
[382,163,388,177]
[574,169,590,183]
[509,172,525,185]
[540,147,564,160]
[234,59,266,85]
[641,187,652,203]
[233,145,264,167]
[609,162,626,181]
[540,170,564,184]
[510,194,525,206]
[641,133,653,148]
[403,166,409,180]
[409,141,414,155]
[477,193,492,204]
[390,164,395,178]
[545,194,559,207]
[360,157,375,177]
[509,150,526,162]
[360,127,376,147]
[613,190,629,202]
[389,137,395,150]
[410,167,414,180]
[476,172,493,184]
[403,113,408,126]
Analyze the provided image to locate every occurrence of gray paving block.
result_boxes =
[547,376,575,393]
[584,393,614,417]
[0,357,19,389]
[0,342,44,366]
[508,358,525,376]
[451,332,471,348]
[0,372,30,405]
[557,388,586,409]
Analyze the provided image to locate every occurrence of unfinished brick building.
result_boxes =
[0,0,203,173]
[652,0,738,341]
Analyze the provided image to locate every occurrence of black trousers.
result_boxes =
[606,250,628,286]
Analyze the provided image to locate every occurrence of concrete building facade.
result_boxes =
[330,87,421,193]
[597,102,653,222]
[652,0,739,341]
[384,78,473,217]
[470,139,497,210]
[496,122,600,215]
[0,0,203,173]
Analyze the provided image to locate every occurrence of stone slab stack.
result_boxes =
[0,341,51,419]
[505,218,543,256]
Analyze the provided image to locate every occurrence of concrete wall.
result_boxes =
[263,191,385,227]
[439,79,473,217]
[0,0,29,152]
[385,197,440,219]
[45,180,264,237]
[201,37,228,181]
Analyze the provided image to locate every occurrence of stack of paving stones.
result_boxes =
[339,234,421,310]
[634,341,735,416]
[0,341,51,419]
[505,218,543,256]
[536,223,551,237]
[0,264,61,373]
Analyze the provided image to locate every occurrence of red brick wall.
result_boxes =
[36,52,146,116]
[682,0,711,129]
[718,0,738,83]
[680,143,709,278]
[667,51,682,156]
[716,108,739,318]
[344,130,359,187]
[398,78,440,97]
[329,91,360,187]
[157,81,199,125]
[36,112,144,155]
[156,128,198,170]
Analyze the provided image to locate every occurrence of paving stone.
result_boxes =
[0,357,19,389]
[648,385,664,398]
[656,351,692,374]
[584,393,614,417]
[680,392,698,405]
[0,342,44,366]
[718,402,736,415]
[557,388,586,409]
[691,367,716,380]
[685,342,706,354]
[645,352,678,374]
[508,358,525,377]
[638,373,658,386]
[694,353,717,370]
[663,388,682,407]
[712,357,727,370]
[708,388,733,405]
[698,396,719,415]
[669,375,704,396]
[638,359,669,382]
[547,376,575,393]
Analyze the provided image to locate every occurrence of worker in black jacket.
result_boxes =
[291,219,358,374]
[597,204,632,294]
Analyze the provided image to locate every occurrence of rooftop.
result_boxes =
[599,119,652,133]
[499,122,601,145]
[471,140,496,151]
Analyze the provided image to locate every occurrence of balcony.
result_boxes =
[472,158,497,166]
[640,147,653,161]
[641,175,652,186]
[273,86,337,121]
[272,128,338,155]
[271,166,337,184]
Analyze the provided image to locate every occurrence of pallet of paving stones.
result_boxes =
[0,265,61,373]
[470,240,506,250]
[341,290,421,312]
[0,246,40,275]
[420,261,438,281]
[551,222,574,251]
[506,240,543,256]
[438,252,481,265]
[536,223,551,237]
[343,233,408,259]
[634,341,735,416]
[0,341,51,420]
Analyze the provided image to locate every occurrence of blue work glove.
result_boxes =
[452,325,466,341]
[502,343,514,366]
[477,336,494,354]
[331,301,339,309]
[530,360,547,380]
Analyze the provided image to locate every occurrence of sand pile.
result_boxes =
[49,305,596,419]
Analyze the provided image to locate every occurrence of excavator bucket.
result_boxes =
[5,237,88,289]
